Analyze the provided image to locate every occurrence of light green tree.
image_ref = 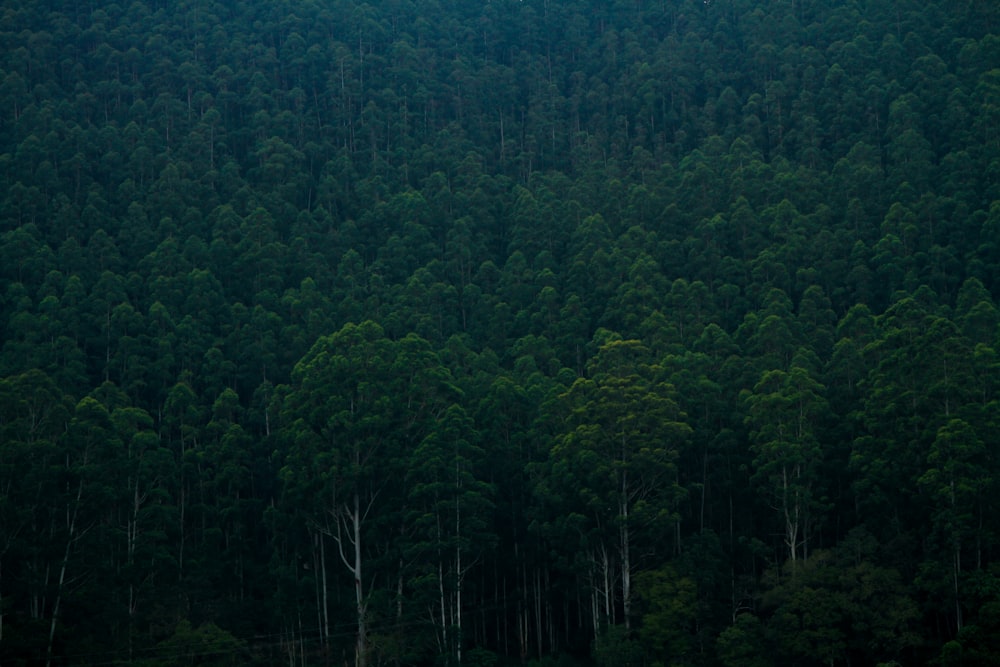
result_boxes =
[549,336,690,632]
[919,418,990,633]
[280,321,454,667]
[743,350,828,566]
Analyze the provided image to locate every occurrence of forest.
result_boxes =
[2,0,1000,664]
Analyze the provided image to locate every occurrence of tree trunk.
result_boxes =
[320,532,330,646]
[353,494,367,667]
[601,545,612,625]
[333,491,368,667]
[534,568,542,659]
[589,558,600,640]
[47,478,84,667]
[439,559,448,661]
[620,472,631,631]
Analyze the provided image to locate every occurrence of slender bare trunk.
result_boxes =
[783,465,799,566]
[353,493,366,667]
[590,564,600,640]
[313,535,323,648]
[332,489,368,667]
[519,561,528,662]
[621,472,631,631]
[439,559,447,659]
[47,478,83,667]
[321,532,330,645]
[534,568,542,659]
[129,476,142,662]
[601,545,612,624]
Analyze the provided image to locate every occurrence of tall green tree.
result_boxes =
[743,350,828,566]
[546,335,690,632]
[919,418,990,634]
[406,403,495,665]
[280,321,455,667]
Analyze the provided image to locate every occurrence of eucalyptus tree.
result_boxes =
[544,334,690,633]
[406,403,495,665]
[742,350,829,567]
[279,321,457,667]
[0,371,73,661]
[919,418,990,633]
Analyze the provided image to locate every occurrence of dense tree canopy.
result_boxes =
[2,0,1000,664]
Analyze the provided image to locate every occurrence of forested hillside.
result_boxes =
[2,0,1000,664]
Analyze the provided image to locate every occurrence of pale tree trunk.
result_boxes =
[600,545,612,625]
[518,561,528,662]
[352,494,367,667]
[128,475,146,662]
[316,530,330,648]
[535,569,544,659]
[517,600,527,664]
[47,477,85,667]
[620,511,631,631]
[590,567,600,641]
[439,560,448,658]
[332,492,368,667]
[321,533,330,644]
[431,508,447,661]
[312,539,322,650]
[782,465,800,566]
[620,470,631,631]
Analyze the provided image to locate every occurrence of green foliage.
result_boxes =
[0,0,997,664]
[760,534,920,665]
[743,352,829,565]
[465,647,499,667]
[635,565,698,665]
[716,615,769,667]
[135,619,248,667]
[592,624,643,667]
